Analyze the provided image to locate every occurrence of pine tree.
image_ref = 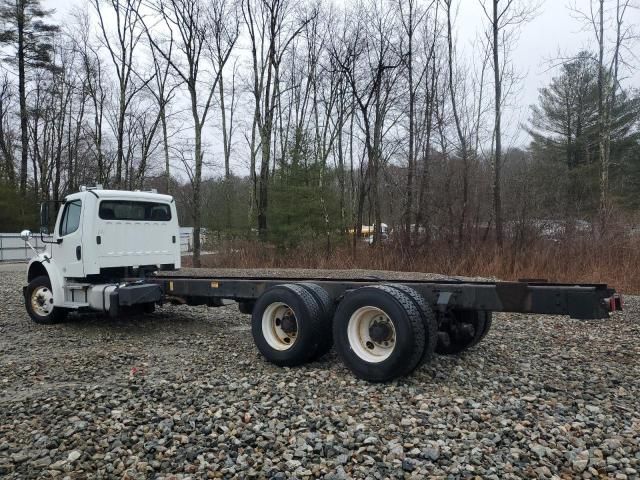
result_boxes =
[528,51,640,214]
[528,52,600,170]
[0,0,58,196]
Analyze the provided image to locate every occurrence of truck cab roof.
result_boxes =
[65,189,174,204]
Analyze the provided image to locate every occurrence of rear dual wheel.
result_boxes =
[252,283,487,382]
[332,285,437,382]
[251,283,332,367]
[386,284,438,365]
[298,282,334,358]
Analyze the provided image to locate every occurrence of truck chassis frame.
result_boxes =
[150,274,620,320]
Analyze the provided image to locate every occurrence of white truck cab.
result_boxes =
[22,186,181,324]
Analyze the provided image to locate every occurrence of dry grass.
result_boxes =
[184,233,640,294]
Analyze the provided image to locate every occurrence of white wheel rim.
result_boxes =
[347,306,396,363]
[262,302,298,350]
[31,286,54,317]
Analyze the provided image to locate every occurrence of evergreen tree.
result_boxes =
[528,51,640,214]
[528,52,600,170]
[0,0,58,196]
[269,130,341,248]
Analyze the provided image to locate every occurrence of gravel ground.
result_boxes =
[1,263,639,479]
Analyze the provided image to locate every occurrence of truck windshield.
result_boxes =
[99,201,172,221]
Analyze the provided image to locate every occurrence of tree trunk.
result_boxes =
[190,79,203,267]
[219,74,230,180]
[17,0,28,196]
[337,93,346,232]
[219,68,232,230]
[492,0,503,246]
[161,106,170,193]
[446,0,468,245]
[192,121,202,268]
[404,1,415,241]
[257,128,270,239]
[116,85,126,187]
[597,0,607,227]
[248,110,258,234]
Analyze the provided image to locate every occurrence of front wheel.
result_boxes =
[25,275,67,324]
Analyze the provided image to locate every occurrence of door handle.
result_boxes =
[76,246,81,260]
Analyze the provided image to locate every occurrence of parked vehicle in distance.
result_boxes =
[21,187,622,382]
[365,232,389,244]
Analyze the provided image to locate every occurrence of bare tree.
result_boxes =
[308,9,344,252]
[397,0,434,240]
[415,5,443,239]
[64,48,88,195]
[333,0,403,245]
[0,72,16,184]
[144,0,239,266]
[92,0,151,187]
[69,7,110,185]
[442,0,470,244]
[209,1,240,229]
[143,25,177,193]
[478,0,537,245]
[243,0,314,239]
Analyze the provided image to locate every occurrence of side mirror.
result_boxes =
[40,203,50,234]
[20,229,33,241]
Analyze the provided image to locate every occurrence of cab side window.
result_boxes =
[59,200,82,236]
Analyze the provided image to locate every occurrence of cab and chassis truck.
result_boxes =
[20,187,623,382]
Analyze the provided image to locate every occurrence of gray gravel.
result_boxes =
[1,263,639,479]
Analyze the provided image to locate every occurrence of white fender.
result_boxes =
[27,254,67,308]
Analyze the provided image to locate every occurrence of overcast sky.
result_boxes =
[42,0,639,157]
[456,0,640,145]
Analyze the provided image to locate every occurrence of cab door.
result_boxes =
[55,199,84,278]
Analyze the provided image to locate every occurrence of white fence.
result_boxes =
[179,227,194,253]
[180,232,192,253]
[0,233,51,262]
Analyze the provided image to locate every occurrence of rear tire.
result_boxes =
[333,285,425,382]
[251,284,324,367]
[298,283,334,359]
[385,284,438,365]
[25,275,67,325]
[477,312,493,343]
[435,310,490,355]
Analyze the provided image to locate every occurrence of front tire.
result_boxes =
[25,275,67,325]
